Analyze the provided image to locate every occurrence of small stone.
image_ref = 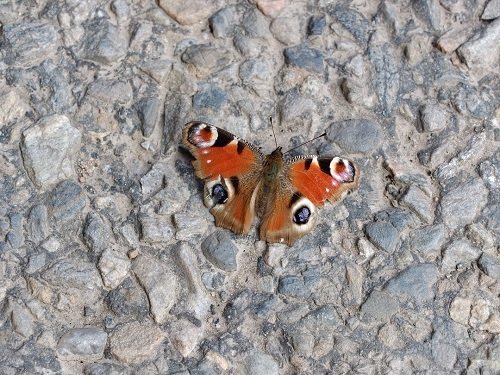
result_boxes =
[209,6,237,38]
[307,15,326,36]
[361,290,399,322]
[411,0,442,31]
[326,119,382,154]
[441,239,481,273]
[181,44,234,77]
[201,231,238,272]
[132,254,177,324]
[385,263,438,305]
[84,362,129,375]
[243,352,279,375]
[404,34,432,65]
[79,17,127,64]
[399,185,434,224]
[378,323,405,349]
[27,252,47,273]
[431,341,457,370]
[2,22,58,67]
[21,115,82,189]
[482,0,500,19]
[40,236,61,253]
[329,6,370,44]
[170,319,203,357]
[418,103,450,132]
[10,300,34,337]
[440,178,488,229]
[479,156,499,190]
[83,212,113,254]
[158,0,218,25]
[270,16,302,46]
[0,89,29,126]
[449,296,471,325]
[57,328,107,360]
[7,212,24,248]
[409,224,446,260]
[284,44,324,73]
[437,27,475,54]
[174,212,209,241]
[291,328,315,356]
[139,214,174,243]
[457,18,500,72]
[109,321,164,364]
[136,97,161,138]
[277,275,310,298]
[105,277,149,318]
[192,85,227,110]
[98,248,130,289]
[365,221,399,254]
[340,78,377,108]
[27,205,49,244]
[478,254,500,280]
[253,0,286,17]
[86,79,133,106]
[239,58,273,96]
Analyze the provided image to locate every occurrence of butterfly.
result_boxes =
[181,121,359,246]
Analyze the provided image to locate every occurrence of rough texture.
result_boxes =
[0,1,498,374]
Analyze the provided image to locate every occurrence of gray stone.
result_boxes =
[329,6,370,44]
[361,290,399,322]
[38,60,75,113]
[86,79,133,106]
[21,115,81,189]
[201,271,225,290]
[201,231,238,272]
[137,97,161,137]
[49,180,86,223]
[284,44,324,73]
[243,352,279,375]
[270,16,302,46]
[7,212,24,248]
[239,59,273,93]
[83,212,113,254]
[278,275,311,298]
[278,88,315,125]
[26,252,46,273]
[442,239,481,273]
[9,299,34,337]
[79,17,128,64]
[192,85,227,110]
[209,6,238,38]
[482,0,500,19]
[0,89,29,126]
[174,212,209,241]
[57,328,107,360]
[169,319,203,357]
[158,0,218,25]
[409,224,446,259]
[307,15,326,36]
[241,8,271,38]
[479,156,499,190]
[181,44,234,76]
[365,221,400,254]
[105,277,149,318]
[400,185,435,224]
[418,103,449,132]
[431,341,457,370]
[411,0,442,30]
[98,248,130,289]
[385,263,438,305]
[2,22,58,67]
[84,362,130,375]
[326,119,382,154]
[133,254,178,324]
[440,178,488,229]
[139,214,174,243]
[109,321,164,364]
[478,254,500,280]
[458,18,500,71]
[27,205,49,244]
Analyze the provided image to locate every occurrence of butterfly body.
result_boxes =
[182,121,359,246]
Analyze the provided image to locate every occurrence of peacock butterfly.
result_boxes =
[181,121,359,245]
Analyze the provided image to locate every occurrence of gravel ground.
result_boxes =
[0,0,499,374]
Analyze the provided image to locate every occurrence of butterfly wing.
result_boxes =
[182,121,264,234]
[260,155,359,245]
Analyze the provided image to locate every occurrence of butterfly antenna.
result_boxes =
[270,117,278,148]
[283,132,327,155]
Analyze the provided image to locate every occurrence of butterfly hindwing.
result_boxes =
[182,121,264,234]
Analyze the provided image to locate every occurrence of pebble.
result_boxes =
[83,212,113,254]
[169,319,203,357]
[326,119,382,154]
[270,15,302,46]
[21,115,81,189]
[418,103,450,132]
[7,212,24,249]
[109,321,164,364]
[2,22,58,67]
[441,239,481,273]
[478,254,500,280]
[283,44,324,73]
[132,254,178,324]
[201,231,238,272]
[105,277,149,318]
[84,362,130,375]
[174,212,209,241]
[139,214,174,243]
[192,85,227,110]
[307,15,326,36]
[361,290,399,322]
[136,97,160,138]
[254,0,286,17]
[209,6,238,38]
[385,263,438,305]
[439,177,488,229]
[409,224,446,260]
[86,79,133,106]
[27,205,49,244]
[0,89,29,126]
[365,221,400,254]
[431,341,457,370]
[57,328,107,360]
[330,6,370,44]
[79,17,128,64]
[243,352,280,375]
[411,0,442,30]
[9,299,34,337]
[457,18,500,72]
[98,248,130,289]
[482,0,500,19]
[181,44,234,76]
[158,0,217,25]
[399,185,434,224]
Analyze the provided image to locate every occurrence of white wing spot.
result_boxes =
[326,188,330,193]
[207,160,212,164]
[280,238,284,243]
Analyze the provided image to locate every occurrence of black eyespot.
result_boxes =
[212,184,228,204]
[293,206,311,225]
